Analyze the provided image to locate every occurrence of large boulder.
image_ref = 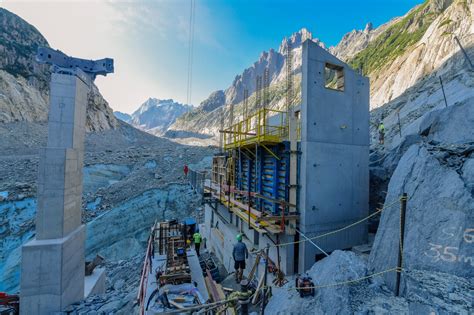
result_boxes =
[369,143,474,290]
[266,250,367,314]
[422,97,474,144]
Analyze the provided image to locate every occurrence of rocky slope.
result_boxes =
[0,120,215,293]
[0,8,117,132]
[266,250,472,314]
[346,0,474,108]
[113,111,131,122]
[125,98,192,136]
[329,19,402,61]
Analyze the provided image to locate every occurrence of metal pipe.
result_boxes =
[261,244,270,315]
[439,76,448,108]
[395,193,408,297]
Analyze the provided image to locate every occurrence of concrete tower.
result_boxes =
[20,49,113,315]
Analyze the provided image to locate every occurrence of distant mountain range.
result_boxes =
[114,98,192,136]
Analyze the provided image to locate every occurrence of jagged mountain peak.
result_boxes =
[128,98,192,135]
[364,22,373,33]
[278,27,323,53]
[133,98,191,116]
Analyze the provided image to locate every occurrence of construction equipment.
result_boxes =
[0,292,19,314]
[295,274,315,298]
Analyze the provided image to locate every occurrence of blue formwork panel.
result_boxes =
[233,143,291,215]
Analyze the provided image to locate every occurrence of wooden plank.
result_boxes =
[216,284,226,300]
[204,277,215,302]
[215,283,227,315]
[206,270,220,303]
[257,214,299,221]
[169,300,185,309]
[252,273,265,304]
[247,253,261,283]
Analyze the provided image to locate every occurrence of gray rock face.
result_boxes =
[369,143,474,289]
[423,99,474,144]
[266,250,367,314]
[198,90,225,113]
[0,8,49,92]
[0,8,117,132]
[403,269,473,314]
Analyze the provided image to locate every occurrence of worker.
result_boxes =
[183,164,189,177]
[378,121,385,145]
[233,234,248,283]
[193,228,202,256]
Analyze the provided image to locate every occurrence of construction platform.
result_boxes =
[223,108,288,150]
[138,221,209,314]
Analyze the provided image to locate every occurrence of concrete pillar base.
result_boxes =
[20,225,85,315]
[84,267,106,297]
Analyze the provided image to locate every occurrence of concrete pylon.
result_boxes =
[20,71,90,314]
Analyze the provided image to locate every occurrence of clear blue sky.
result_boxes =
[1,0,423,113]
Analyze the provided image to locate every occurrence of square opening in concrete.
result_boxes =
[324,63,345,91]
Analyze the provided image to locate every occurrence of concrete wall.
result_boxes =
[203,204,296,278]
[21,226,85,314]
[298,40,370,271]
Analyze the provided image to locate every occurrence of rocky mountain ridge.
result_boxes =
[167,28,317,139]
[113,111,131,122]
[122,98,192,136]
[0,8,117,132]
[168,0,472,143]
[346,0,473,108]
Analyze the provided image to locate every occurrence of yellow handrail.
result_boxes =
[223,108,289,149]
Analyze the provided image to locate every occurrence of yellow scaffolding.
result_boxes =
[223,108,288,150]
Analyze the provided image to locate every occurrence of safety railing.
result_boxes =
[188,168,208,195]
[223,108,288,150]
[137,223,155,315]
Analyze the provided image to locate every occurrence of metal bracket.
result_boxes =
[36,47,114,81]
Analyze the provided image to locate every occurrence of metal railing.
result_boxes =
[223,108,288,149]
[188,168,208,195]
[137,223,156,315]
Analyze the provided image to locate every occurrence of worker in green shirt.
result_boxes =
[378,121,385,145]
[193,228,202,256]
